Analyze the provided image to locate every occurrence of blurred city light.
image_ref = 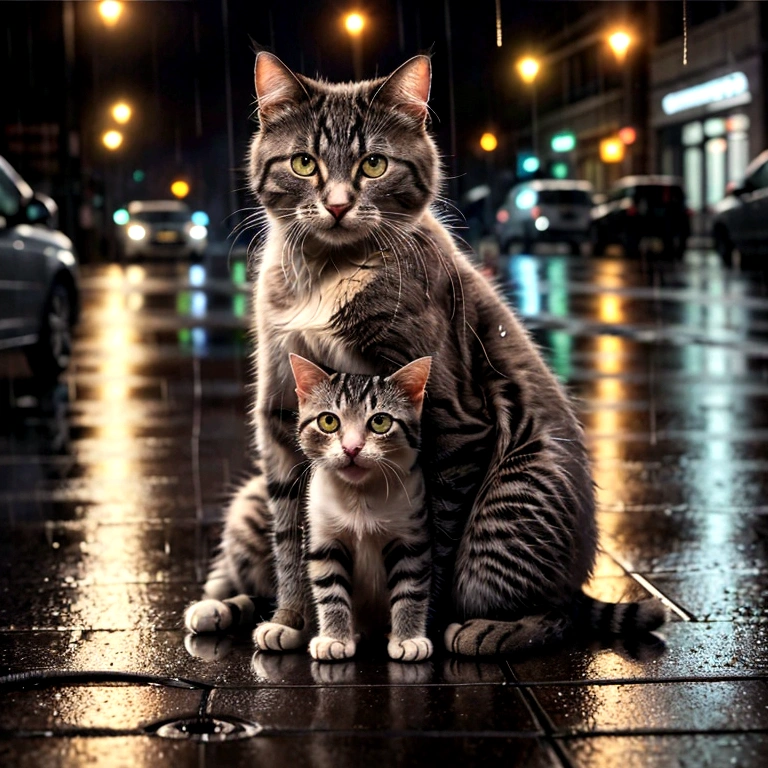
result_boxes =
[551,132,576,152]
[102,130,123,150]
[608,30,632,61]
[132,169,145,183]
[618,126,637,145]
[98,1,123,26]
[111,102,132,124]
[344,12,365,35]
[600,137,625,163]
[112,208,129,226]
[127,224,146,241]
[480,132,498,152]
[517,57,540,84]
[515,189,537,210]
[520,155,540,174]
[551,162,569,179]
[189,225,207,240]
[171,180,190,198]
[191,211,210,227]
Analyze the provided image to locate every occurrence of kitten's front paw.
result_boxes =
[388,636,433,662]
[253,621,305,652]
[309,635,356,661]
[184,599,233,634]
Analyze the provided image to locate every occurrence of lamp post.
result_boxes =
[608,30,633,173]
[344,12,365,80]
[517,57,540,159]
[111,102,132,125]
[98,1,123,27]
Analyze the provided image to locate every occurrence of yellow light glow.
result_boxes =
[102,130,123,151]
[344,12,365,35]
[480,132,498,152]
[608,31,632,61]
[98,0,123,26]
[517,57,540,84]
[170,180,190,199]
[600,137,624,163]
[112,102,132,124]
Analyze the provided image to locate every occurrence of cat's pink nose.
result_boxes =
[343,443,362,458]
[325,203,352,221]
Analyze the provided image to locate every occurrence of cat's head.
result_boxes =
[250,53,439,248]
[289,354,431,486]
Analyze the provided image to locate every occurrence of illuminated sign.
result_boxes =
[661,72,750,116]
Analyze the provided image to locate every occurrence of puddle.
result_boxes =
[147,715,262,741]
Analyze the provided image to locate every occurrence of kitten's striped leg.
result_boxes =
[384,538,433,662]
[253,426,312,652]
[307,542,356,661]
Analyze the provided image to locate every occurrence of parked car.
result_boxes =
[711,149,768,265]
[495,179,594,254]
[116,200,208,259]
[0,156,79,380]
[590,176,690,258]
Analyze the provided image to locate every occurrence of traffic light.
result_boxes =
[551,132,576,153]
[517,152,540,178]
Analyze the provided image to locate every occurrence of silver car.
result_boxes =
[0,155,79,380]
[116,199,208,259]
[495,179,594,254]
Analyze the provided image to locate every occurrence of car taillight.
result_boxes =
[531,205,541,219]
[496,209,510,223]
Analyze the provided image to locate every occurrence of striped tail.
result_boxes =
[444,593,667,657]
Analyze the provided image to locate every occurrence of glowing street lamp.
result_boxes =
[102,130,123,151]
[111,102,132,125]
[517,57,541,156]
[480,132,498,152]
[608,31,632,62]
[98,1,123,27]
[171,180,190,199]
[343,12,365,80]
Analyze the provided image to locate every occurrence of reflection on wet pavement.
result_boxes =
[2,251,768,764]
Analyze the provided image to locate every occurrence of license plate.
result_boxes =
[156,230,179,243]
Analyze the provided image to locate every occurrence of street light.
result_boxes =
[608,31,632,62]
[480,132,498,152]
[111,102,132,125]
[102,130,123,150]
[171,180,190,199]
[517,57,540,157]
[343,12,365,80]
[98,1,123,27]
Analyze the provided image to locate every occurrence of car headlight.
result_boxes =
[127,224,146,241]
[189,225,207,240]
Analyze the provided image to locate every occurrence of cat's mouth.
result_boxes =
[336,460,371,484]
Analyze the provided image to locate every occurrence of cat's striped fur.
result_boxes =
[184,53,666,655]
[291,354,433,661]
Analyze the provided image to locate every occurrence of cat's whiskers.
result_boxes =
[377,457,413,506]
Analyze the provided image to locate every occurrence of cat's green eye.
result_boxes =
[368,413,393,434]
[360,154,388,179]
[291,154,318,177]
[317,412,340,433]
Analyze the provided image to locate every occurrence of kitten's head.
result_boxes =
[289,354,431,486]
[250,53,439,248]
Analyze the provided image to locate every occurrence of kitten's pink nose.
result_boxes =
[343,443,362,458]
[325,203,352,221]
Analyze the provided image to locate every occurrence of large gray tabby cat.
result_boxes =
[185,52,665,656]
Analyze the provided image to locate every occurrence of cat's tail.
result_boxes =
[443,593,667,657]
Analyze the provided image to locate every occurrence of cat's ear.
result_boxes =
[375,55,431,121]
[289,353,331,404]
[389,357,432,413]
[255,52,307,122]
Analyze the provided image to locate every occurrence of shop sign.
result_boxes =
[661,72,749,116]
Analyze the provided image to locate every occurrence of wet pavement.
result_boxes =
[2,248,768,766]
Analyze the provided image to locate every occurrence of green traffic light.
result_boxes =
[132,169,146,183]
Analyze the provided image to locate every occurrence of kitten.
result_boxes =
[185,53,665,656]
[290,353,433,662]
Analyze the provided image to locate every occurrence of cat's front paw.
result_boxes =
[388,636,433,662]
[253,621,305,652]
[309,635,356,661]
[184,599,233,634]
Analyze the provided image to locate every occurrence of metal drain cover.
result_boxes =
[149,715,262,742]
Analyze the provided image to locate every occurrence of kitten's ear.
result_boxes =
[389,357,432,413]
[255,52,307,122]
[375,55,431,121]
[289,353,331,404]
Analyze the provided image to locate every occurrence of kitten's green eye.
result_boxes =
[317,412,340,433]
[368,413,393,434]
[291,154,317,177]
[360,154,388,179]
